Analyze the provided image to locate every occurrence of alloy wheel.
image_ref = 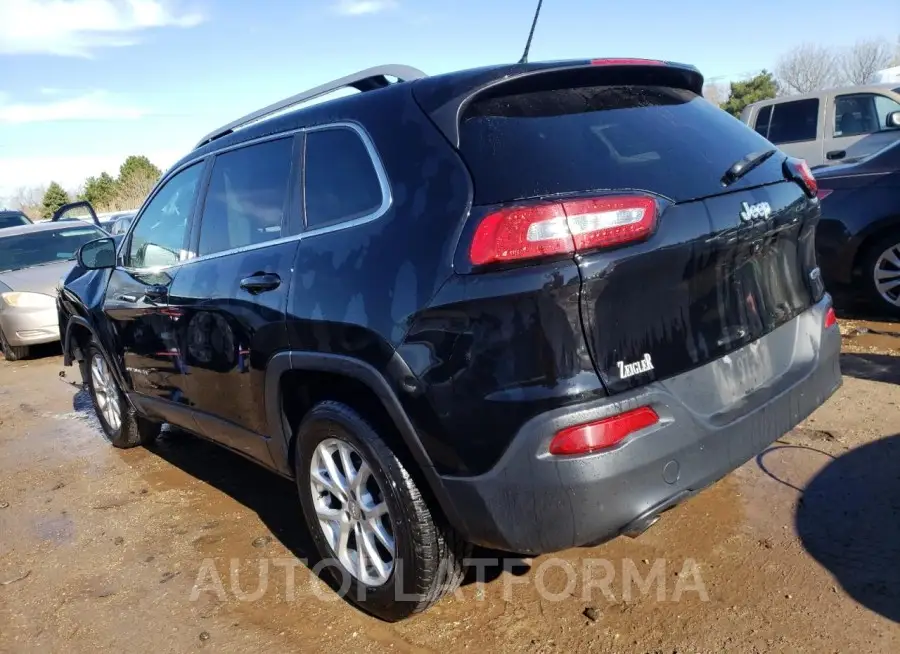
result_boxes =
[91,353,121,431]
[310,437,395,586]
[873,243,900,308]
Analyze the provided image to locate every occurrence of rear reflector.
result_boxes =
[824,306,837,329]
[470,196,658,266]
[549,406,659,456]
[591,58,665,66]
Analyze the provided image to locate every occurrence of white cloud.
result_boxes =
[333,0,398,16]
[0,0,204,57]
[0,90,149,123]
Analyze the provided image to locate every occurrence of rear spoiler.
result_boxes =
[51,201,101,228]
[412,59,705,149]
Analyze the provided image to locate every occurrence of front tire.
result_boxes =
[0,329,28,361]
[861,231,900,317]
[84,344,162,448]
[295,401,469,622]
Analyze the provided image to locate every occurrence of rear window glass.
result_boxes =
[459,85,784,205]
[0,212,30,229]
[0,226,105,272]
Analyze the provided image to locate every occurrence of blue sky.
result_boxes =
[1,0,898,204]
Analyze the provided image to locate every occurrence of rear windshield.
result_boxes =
[0,212,30,229]
[459,85,785,205]
[0,226,105,272]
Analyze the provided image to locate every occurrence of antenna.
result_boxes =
[517,0,544,64]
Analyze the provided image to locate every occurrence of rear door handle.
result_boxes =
[826,149,846,161]
[240,273,281,295]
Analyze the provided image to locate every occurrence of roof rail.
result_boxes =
[194,64,427,149]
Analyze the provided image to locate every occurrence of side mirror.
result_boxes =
[78,237,117,270]
[887,111,900,128]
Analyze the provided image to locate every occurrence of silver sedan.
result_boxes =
[0,222,108,361]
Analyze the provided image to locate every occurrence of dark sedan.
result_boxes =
[815,141,900,316]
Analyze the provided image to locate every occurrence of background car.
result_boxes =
[0,210,32,229]
[0,222,108,360]
[815,139,900,316]
[740,83,900,167]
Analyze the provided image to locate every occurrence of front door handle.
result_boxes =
[240,273,281,295]
[144,285,168,303]
[826,149,846,161]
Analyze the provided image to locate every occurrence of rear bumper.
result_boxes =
[439,296,842,554]
[0,307,60,346]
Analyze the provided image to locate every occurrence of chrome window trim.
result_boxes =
[118,121,392,274]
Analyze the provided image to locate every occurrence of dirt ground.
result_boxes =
[1,317,899,654]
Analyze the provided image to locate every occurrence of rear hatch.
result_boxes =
[445,64,822,393]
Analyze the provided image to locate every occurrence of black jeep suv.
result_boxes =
[56,59,842,621]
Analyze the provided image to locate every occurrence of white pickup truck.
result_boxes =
[740,83,900,167]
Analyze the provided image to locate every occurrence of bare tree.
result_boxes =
[776,43,838,94]
[840,38,895,85]
[702,82,729,107]
[12,186,46,220]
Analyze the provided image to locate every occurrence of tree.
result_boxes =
[721,71,778,118]
[41,182,70,220]
[81,172,118,211]
[776,43,838,94]
[116,155,162,209]
[840,38,895,85]
[702,82,729,107]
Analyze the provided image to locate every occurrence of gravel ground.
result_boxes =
[0,317,898,653]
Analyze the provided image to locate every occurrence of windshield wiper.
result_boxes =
[722,149,777,187]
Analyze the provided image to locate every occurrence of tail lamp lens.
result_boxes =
[470,196,657,266]
[824,306,837,329]
[784,157,818,198]
[549,406,659,456]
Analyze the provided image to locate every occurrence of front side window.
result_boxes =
[127,163,203,269]
[766,99,819,144]
[833,93,900,137]
[304,128,383,229]
[197,137,294,256]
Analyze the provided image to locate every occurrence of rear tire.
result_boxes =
[295,401,469,622]
[83,344,162,448]
[0,329,28,361]
[860,231,900,317]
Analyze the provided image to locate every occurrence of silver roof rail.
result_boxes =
[194,64,428,149]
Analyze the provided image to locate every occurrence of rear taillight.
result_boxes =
[784,157,818,198]
[549,406,659,456]
[824,306,837,329]
[591,58,665,66]
[469,196,657,266]
[817,189,833,201]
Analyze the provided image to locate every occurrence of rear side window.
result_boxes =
[304,128,383,230]
[765,98,819,144]
[459,85,785,205]
[753,105,772,136]
[198,137,294,256]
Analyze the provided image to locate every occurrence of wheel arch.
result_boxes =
[264,351,468,537]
